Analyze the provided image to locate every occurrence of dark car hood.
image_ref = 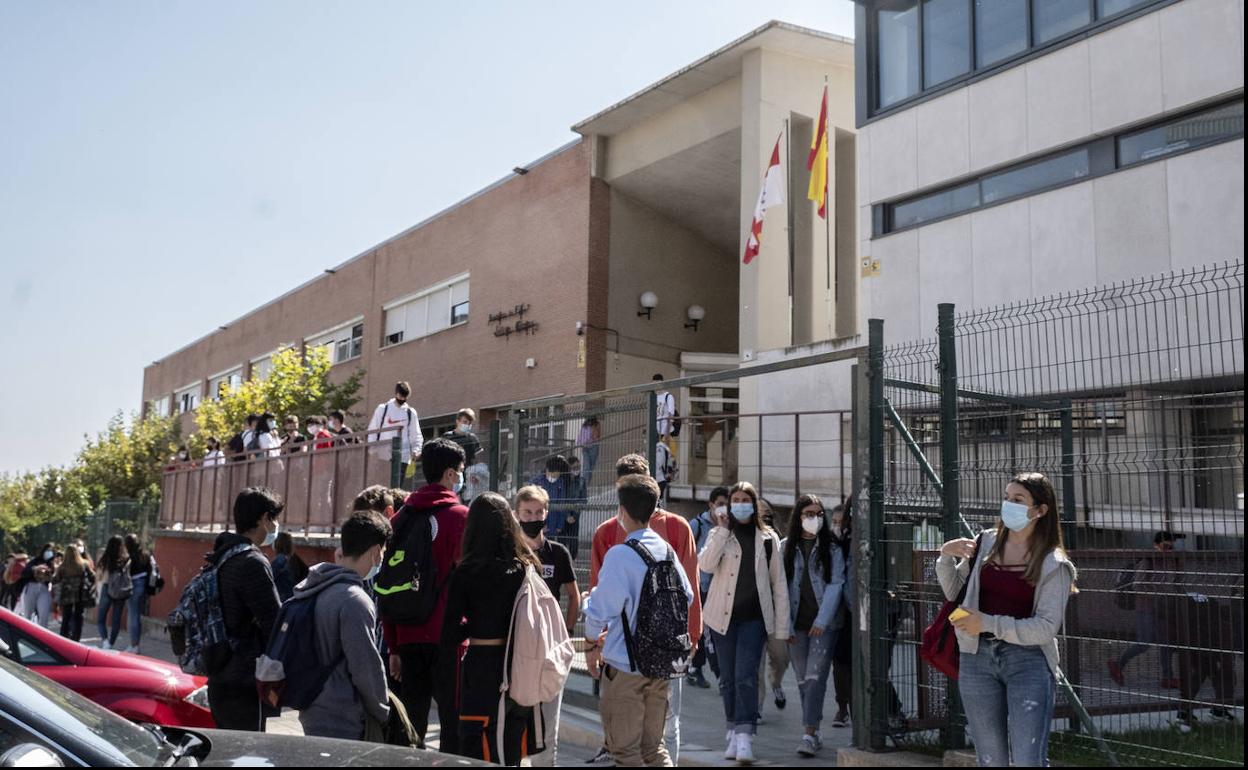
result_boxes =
[193,728,491,767]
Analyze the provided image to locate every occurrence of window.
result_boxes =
[870,0,1172,117]
[975,0,1028,68]
[923,0,971,88]
[1034,0,1092,43]
[307,319,364,364]
[877,2,920,109]
[150,396,171,418]
[15,635,62,666]
[251,355,274,381]
[1117,101,1245,167]
[209,368,243,400]
[381,274,470,348]
[981,148,1090,204]
[877,98,1244,234]
[175,383,201,413]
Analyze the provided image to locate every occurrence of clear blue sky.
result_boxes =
[0,1,855,475]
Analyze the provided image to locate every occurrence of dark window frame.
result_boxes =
[874,97,1244,236]
[859,0,1180,125]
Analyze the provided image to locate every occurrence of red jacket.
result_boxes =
[381,484,468,649]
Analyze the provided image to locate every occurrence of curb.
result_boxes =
[557,702,726,768]
[836,748,978,767]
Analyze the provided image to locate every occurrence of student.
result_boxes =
[368,381,424,480]
[95,536,128,649]
[296,510,393,740]
[228,414,259,461]
[442,408,482,466]
[306,415,336,451]
[441,493,539,765]
[1108,531,1182,689]
[938,472,1077,768]
[652,374,677,453]
[531,456,575,547]
[52,544,94,641]
[576,416,602,483]
[756,499,790,714]
[203,437,226,466]
[584,474,693,768]
[18,543,57,629]
[257,412,282,458]
[280,415,306,455]
[328,409,355,443]
[587,454,702,767]
[514,485,580,767]
[686,486,729,689]
[122,534,154,654]
[271,531,308,603]
[379,438,468,753]
[206,487,283,732]
[698,481,790,764]
[781,495,845,757]
[653,439,676,500]
[828,500,853,728]
[562,456,588,559]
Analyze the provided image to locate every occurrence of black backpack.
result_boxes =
[374,503,452,624]
[227,433,245,456]
[620,539,692,680]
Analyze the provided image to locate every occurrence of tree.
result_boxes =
[194,346,364,446]
[0,467,93,552]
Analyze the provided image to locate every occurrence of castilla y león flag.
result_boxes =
[743,133,785,265]
[807,85,829,219]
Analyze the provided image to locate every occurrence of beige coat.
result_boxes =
[697,525,790,639]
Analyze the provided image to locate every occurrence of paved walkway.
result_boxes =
[88,618,851,765]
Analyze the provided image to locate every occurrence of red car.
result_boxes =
[0,607,215,728]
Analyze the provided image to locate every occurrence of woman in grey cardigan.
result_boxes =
[937,472,1077,768]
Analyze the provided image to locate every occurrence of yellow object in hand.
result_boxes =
[949,607,971,622]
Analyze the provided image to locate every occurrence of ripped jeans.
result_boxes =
[959,639,1055,767]
[789,628,835,730]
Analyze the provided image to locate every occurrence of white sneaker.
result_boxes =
[724,730,737,760]
[797,733,821,757]
[99,640,111,651]
[735,733,755,764]
[124,645,139,654]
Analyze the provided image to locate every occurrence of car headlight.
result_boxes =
[183,685,210,710]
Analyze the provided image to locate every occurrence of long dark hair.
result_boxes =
[830,495,852,553]
[33,543,56,566]
[461,492,539,569]
[727,481,765,531]
[124,533,146,569]
[100,535,126,573]
[784,494,833,584]
[988,472,1070,587]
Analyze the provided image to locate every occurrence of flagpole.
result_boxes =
[785,116,796,346]
[825,75,834,338]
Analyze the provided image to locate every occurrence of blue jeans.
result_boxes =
[790,628,835,730]
[97,590,124,645]
[709,619,767,734]
[959,640,1055,767]
[1118,610,1174,680]
[127,576,148,647]
[580,444,599,483]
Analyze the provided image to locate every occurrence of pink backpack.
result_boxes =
[502,565,575,707]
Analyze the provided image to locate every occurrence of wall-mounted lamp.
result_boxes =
[638,291,658,319]
[685,304,706,331]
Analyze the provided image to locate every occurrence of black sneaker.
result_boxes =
[774,687,787,709]
[1209,707,1236,722]
[589,746,614,765]
[687,669,711,689]
[831,708,850,728]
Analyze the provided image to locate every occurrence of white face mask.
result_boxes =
[307,425,320,436]
[801,516,824,535]
[546,473,559,483]
[262,519,279,547]
[831,524,844,538]
[43,550,54,561]
[267,420,277,431]
[457,422,473,434]
[329,420,341,431]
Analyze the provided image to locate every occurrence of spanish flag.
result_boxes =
[807,85,829,219]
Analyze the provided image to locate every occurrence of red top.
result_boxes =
[978,563,1035,620]
[381,484,469,648]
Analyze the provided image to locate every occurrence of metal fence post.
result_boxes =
[488,418,502,493]
[389,436,403,489]
[646,391,658,481]
[863,318,889,750]
[509,410,523,497]
[937,302,967,749]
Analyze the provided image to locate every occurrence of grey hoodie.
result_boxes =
[294,562,390,740]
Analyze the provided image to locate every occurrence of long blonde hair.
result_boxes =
[60,544,85,577]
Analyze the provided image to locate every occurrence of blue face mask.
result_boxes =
[453,471,465,494]
[262,519,279,547]
[364,562,380,582]
[730,503,754,522]
[1000,501,1033,532]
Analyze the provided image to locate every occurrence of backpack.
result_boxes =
[502,565,575,707]
[620,539,692,680]
[167,543,253,676]
[373,503,452,624]
[107,568,134,601]
[1114,560,1138,611]
[227,432,245,456]
[255,592,344,711]
[145,556,166,596]
[245,431,262,452]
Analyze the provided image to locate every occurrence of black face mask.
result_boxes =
[519,520,546,538]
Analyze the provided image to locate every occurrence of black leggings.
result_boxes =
[59,604,85,642]
[457,646,532,766]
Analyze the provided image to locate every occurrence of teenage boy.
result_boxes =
[514,484,580,767]
[328,409,355,444]
[368,381,424,480]
[297,510,393,739]
[584,474,693,768]
[441,408,482,466]
[280,415,306,454]
[206,487,283,731]
[587,454,702,765]
[379,438,468,753]
[686,486,730,688]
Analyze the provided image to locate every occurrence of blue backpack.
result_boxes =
[255,592,343,711]
[167,543,252,676]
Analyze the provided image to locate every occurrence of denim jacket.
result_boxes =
[781,537,847,632]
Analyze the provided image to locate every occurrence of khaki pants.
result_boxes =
[758,635,791,709]
[601,666,672,767]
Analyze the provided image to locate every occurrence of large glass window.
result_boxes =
[975,0,1028,68]
[1098,0,1151,17]
[923,0,971,87]
[1034,0,1092,44]
[381,274,469,348]
[878,2,921,108]
[981,148,1090,204]
[892,180,980,229]
[1117,101,1245,166]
